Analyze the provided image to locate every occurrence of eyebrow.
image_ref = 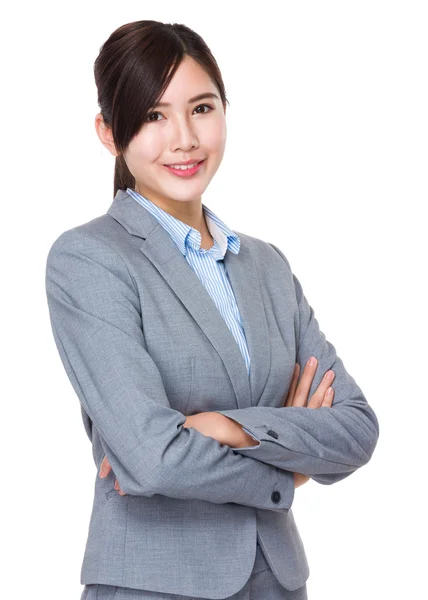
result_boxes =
[152,92,220,109]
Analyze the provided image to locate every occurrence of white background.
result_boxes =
[2,1,427,598]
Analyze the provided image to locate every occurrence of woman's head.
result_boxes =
[94,20,230,209]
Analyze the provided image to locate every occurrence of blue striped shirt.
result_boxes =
[126,187,251,377]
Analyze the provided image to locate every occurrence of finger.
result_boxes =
[321,386,335,407]
[99,455,112,477]
[115,479,127,496]
[292,357,318,407]
[284,363,300,407]
[294,472,310,488]
[307,370,336,409]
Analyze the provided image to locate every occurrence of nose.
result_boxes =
[169,115,198,152]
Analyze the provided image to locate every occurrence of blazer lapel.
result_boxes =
[223,244,271,408]
[106,190,271,409]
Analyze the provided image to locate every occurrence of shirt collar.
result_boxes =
[125,188,240,259]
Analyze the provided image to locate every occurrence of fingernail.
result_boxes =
[308,356,316,366]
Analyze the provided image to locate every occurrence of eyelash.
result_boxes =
[145,104,214,123]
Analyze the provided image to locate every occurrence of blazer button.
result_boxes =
[267,429,278,439]
[271,490,281,503]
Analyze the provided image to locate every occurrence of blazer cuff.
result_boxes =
[214,409,276,454]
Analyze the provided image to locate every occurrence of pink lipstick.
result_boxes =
[163,159,205,178]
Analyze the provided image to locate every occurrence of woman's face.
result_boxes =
[122,56,227,211]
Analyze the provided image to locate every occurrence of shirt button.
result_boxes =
[267,429,278,439]
[271,490,281,503]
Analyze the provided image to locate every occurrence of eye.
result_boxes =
[146,111,163,123]
[145,104,214,123]
[194,104,213,114]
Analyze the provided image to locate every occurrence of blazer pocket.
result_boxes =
[105,488,119,501]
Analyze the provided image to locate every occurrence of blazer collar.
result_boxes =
[106,189,271,410]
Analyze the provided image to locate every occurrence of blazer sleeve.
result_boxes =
[213,242,380,485]
[45,229,295,512]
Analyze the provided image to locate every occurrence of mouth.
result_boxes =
[163,159,206,178]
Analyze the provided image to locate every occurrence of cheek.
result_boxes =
[142,130,164,157]
[125,134,161,171]
[203,118,226,155]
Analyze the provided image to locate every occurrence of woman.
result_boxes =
[45,20,379,600]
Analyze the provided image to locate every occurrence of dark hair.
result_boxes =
[93,20,230,198]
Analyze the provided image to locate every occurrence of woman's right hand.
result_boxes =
[287,357,335,488]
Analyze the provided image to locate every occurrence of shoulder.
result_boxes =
[47,213,125,255]
[45,215,137,293]
[235,230,292,272]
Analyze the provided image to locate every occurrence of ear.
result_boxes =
[94,113,119,157]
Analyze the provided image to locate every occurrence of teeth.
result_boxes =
[168,162,200,170]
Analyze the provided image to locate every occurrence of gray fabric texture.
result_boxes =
[45,189,379,598]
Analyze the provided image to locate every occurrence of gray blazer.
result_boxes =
[45,189,379,598]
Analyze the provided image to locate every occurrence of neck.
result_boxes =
[133,185,212,243]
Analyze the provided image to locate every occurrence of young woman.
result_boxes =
[45,20,379,600]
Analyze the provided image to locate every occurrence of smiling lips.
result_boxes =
[163,159,205,177]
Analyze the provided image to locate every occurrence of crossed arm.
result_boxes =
[100,409,308,494]
[101,357,335,494]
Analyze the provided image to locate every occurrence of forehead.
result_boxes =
[156,57,218,104]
